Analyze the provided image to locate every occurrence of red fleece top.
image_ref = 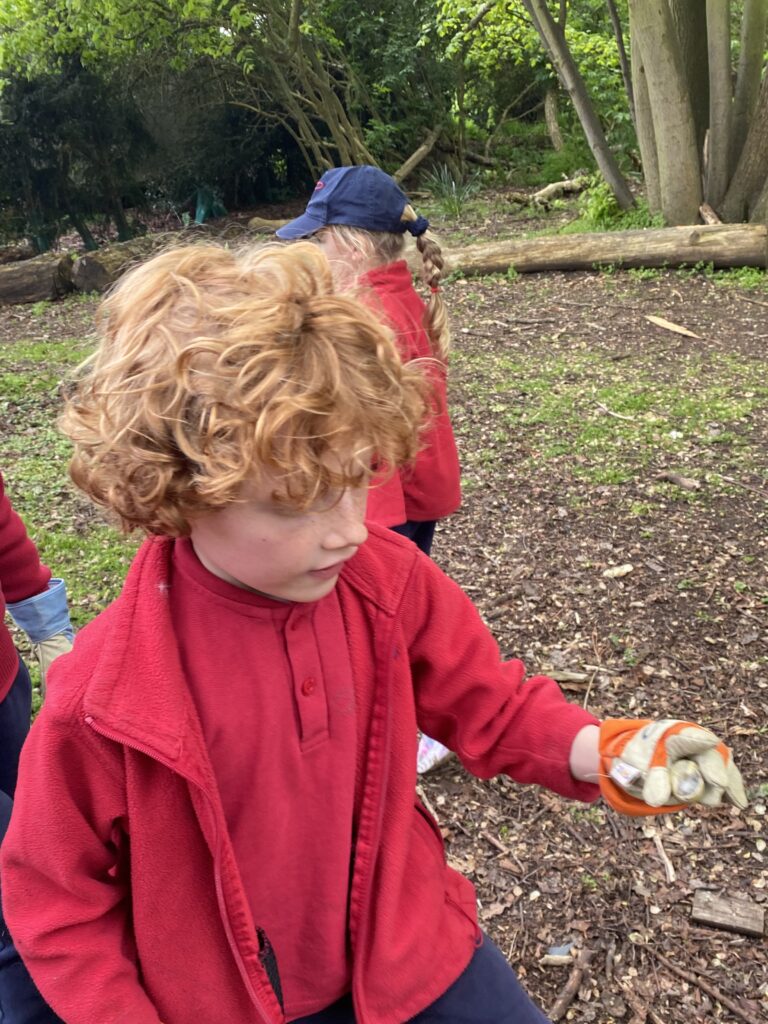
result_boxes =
[0,471,51,697]
[170,538,358,1018]
[361,262,461,525]
[3,527,599,1024]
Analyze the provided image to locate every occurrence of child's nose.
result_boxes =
[323,491,368,550]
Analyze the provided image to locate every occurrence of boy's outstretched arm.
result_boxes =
[570,721,748,816]
[399,549,746,814]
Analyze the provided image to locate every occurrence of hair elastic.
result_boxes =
[430,286,440,293]
[405,215,430,237]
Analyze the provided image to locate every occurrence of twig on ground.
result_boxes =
[733,293,768,310]
[647,948,762,1024]
[709,472,768,500]
[548,947,595,1021]
[596,401,635,421]
[652,833,676,883]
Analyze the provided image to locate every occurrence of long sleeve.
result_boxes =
[1,708,164,1024]
[400,552,601,801]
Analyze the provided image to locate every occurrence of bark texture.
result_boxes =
[629,0,702,224]
[732,0,768,167]
[704,0,733,209]
[721,73,768,222]
[522,0,634,209]
[0,254,73,305]
[629,11,660,214]
[434,224,768,276]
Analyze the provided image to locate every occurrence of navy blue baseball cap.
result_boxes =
[276,165,429,239]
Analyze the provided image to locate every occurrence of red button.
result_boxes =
[301,677,316,696]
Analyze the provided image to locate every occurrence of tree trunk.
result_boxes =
[522,0,634,209]
[0,254,73,305]
[629,11,660,213]
[64,204,99,252]
[628,0,702,224]
[544,86,564,150]
[749,172,768,224]
[667,0,710,157]
[721,72,768,222]
[605,0,635,128]
[433,223,768,276]
[393,127,442,183]
[704,0,732,209]
[732,0,768,168]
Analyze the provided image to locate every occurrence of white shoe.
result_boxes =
[417,735,454,774]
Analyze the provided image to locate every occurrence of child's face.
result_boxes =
[189,468,369,603]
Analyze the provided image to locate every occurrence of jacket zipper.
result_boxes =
[84,714,274,1024]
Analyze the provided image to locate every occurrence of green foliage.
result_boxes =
[436,0,635,179]
[558,177,664,233]
[0,61,154,247]
[710,267,768,292]
[424,164,482,217]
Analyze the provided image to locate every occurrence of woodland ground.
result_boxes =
[1,199,767,1022]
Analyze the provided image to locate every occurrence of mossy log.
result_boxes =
[439,223,767,276]
[0,253,73,305]
[3,222,766,305]
[71,232,190,293]
[0,241,37,266]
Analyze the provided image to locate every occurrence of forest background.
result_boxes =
[1,0,768,250]
[1,4,768,1023]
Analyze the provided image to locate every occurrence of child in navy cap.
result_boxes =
[278,165,461,772]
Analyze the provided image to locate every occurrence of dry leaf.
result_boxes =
[644,314,701,338]
[603,563,634,578]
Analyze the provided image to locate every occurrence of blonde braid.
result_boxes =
[401,205,450,362]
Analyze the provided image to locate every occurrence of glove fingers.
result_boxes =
[695,748,729,789]
[665,727,719,761]
[700,785,725,807]
[670,760,705,802]
[641,766,672,807]
[725,762,749,810]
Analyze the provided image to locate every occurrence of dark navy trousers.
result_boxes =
[389,520,437,557]
[294,934,552,1023]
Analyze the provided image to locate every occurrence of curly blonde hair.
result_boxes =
[316,203,450,363]
[61,242,429,536]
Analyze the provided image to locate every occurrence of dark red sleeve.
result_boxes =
[400,554,601,802]
[0,471,51,604]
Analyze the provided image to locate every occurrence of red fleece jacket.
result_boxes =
[2,527,599,1024]
[362,262,461,525]
[0,471,51,696]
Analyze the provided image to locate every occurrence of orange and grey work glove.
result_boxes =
[598,719,748,817]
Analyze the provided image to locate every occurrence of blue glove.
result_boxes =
[8,579,74,643]
[8,579,75,689]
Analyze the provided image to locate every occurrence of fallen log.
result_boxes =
[0,253,74,305]
[71,232,191,293]
[247,216,292,234]
[4,221,766,305]
[0,241,37,266]
[532,175,590,206]
[439,223,768,275]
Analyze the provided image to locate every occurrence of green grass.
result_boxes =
[2,326,136,701]
[452,346,768,493]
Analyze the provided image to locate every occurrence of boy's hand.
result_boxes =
[598,719,747,816]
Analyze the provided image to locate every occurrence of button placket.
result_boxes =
[285,609,329,747]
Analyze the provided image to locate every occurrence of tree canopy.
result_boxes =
[1,0,766,246]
